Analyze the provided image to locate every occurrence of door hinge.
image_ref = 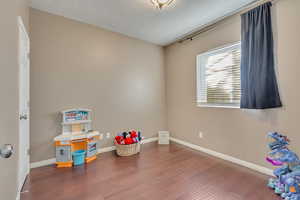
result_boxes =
[27,148,31,156]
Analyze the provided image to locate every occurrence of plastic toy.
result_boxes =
[73,150,86,166]
[54,109,100,168]
[281,171,300,200]
[266,132,300,200]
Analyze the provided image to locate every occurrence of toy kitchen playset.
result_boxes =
[54,109,100,168]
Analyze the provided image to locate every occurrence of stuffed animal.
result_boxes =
[115,136,124,144]
[131,131,137,138]
[132,137,138,143]
[138,131,142,141]
[124,137,133,145]
[122,132,128,138]
[115,136,121,143]
[130,131,140,143]
[115,130,142,145]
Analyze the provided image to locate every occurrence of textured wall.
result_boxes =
[165,0,300,168]
[30,9,167,162]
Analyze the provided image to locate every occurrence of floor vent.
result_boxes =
[158,131,170,145]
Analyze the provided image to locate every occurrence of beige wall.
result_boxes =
[29,9,167,162]
[17,0,29,29]
[0,0,28,199]
[165,0,300,168]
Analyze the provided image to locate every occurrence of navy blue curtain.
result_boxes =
[240,2,282,109]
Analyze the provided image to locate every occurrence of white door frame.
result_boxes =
[17,16,30,199]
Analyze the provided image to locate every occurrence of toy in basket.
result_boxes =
[114,130,142,156]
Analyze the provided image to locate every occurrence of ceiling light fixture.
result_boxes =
[151,0,175,9]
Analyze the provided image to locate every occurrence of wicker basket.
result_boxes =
[114,140,141,156]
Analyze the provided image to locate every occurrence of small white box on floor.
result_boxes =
[158,131,170,145]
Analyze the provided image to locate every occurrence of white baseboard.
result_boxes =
[97,146,116,153]
[30,137,158,169]
[141,137,158,144]
[170,137,273,177]
[30,158,56,169]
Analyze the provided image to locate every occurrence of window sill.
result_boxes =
[197,103,240,109]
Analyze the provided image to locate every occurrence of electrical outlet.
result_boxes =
[106,132,111,139]
[198,132,203,139]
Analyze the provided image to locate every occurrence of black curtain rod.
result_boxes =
[176,0,277,44]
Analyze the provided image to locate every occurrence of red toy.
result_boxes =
[115,130,141,145]
[115,136,125,144]
[124,137,133,145]
[130,131,137,138]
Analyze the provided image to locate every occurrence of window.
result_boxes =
[196,42,241,108]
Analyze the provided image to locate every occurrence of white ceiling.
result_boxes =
[30,0,256,46]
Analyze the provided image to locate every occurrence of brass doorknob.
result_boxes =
[0,144,13,158]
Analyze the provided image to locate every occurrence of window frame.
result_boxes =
[196,42,241,109]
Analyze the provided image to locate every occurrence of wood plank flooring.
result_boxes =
[21,142,281,200]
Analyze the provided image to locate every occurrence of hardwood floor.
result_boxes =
[21,142,281,200]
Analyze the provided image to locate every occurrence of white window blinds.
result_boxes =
[197,42,241,108]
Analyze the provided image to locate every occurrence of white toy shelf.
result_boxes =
[61,108,92,135]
